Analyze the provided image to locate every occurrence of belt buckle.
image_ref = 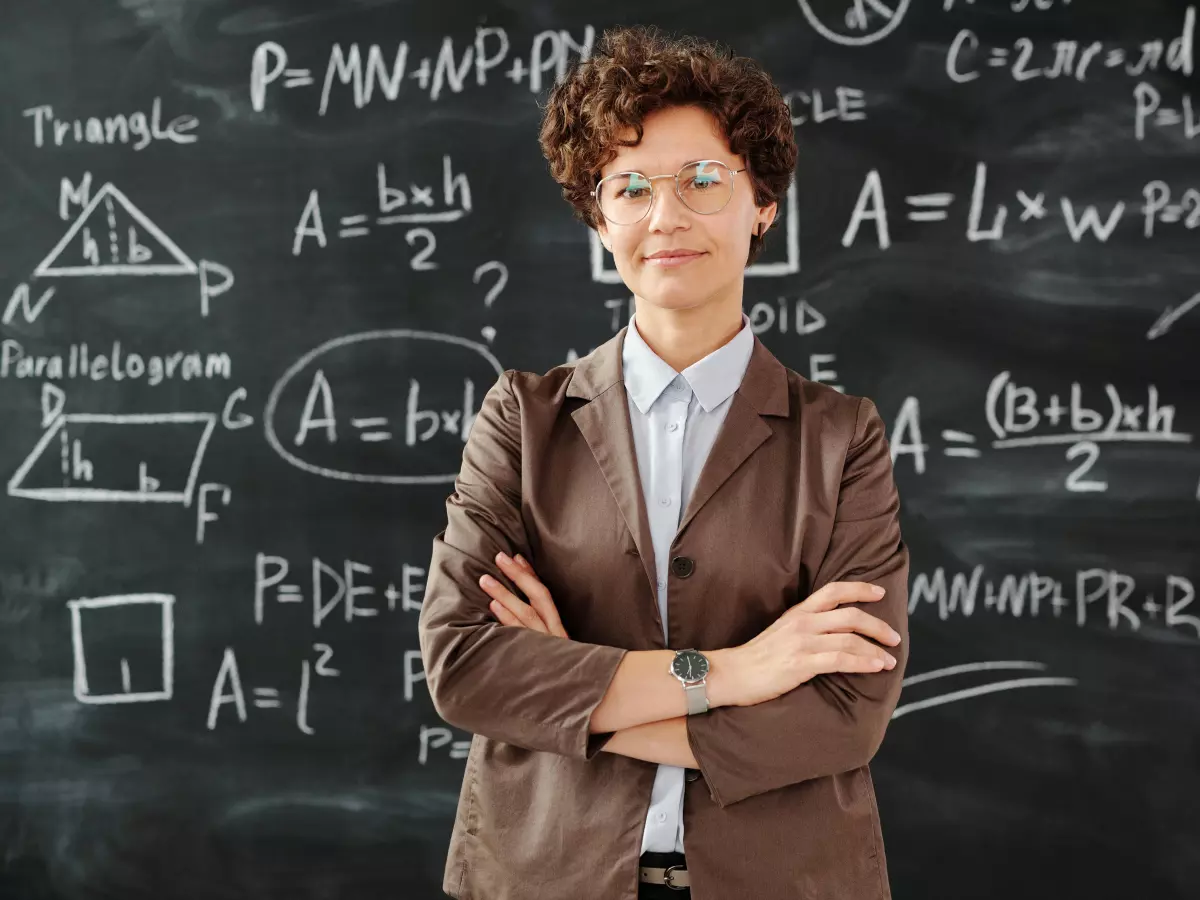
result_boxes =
[662,863,687,891]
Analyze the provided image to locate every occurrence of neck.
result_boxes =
[631,297,745,372]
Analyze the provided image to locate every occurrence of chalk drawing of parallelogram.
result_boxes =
[67,593,174,704]
[33,183,198,277]
[8,412,217,504]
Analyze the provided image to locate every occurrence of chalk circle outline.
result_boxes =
[264,329,503,484]
[797,0,912,47]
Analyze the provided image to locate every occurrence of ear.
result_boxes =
[756,200,779,237]
[597,221,611,252]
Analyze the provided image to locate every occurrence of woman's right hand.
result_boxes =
[710,581,902,709]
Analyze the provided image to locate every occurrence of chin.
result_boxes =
[636,290,705,312]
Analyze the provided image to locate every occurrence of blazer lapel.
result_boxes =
[567,323,792,603]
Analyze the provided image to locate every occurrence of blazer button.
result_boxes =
[670,555,694,578]
[685,769,700,783]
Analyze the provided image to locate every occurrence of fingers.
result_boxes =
[497,552,569,638]
[811,650,892,675]
[479,572,546,633]
[811,632,897,673]
[487,593,522,627]
[478,551,570,639]
[801,580,887,613]
[768,580,887,637]
[818,607,902,647]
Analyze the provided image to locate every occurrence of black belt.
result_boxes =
[639,850,690,890]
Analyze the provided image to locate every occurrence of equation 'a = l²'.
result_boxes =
[906,193,954,222]
[943,430,981,458]
[250,661,341,709]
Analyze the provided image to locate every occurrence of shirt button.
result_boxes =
[667,422,679,432]
[657,811,667,822]
[658,497,671,506]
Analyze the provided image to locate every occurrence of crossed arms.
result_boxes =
[417,371,909,808]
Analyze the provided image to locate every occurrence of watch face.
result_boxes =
[672,649,709,682]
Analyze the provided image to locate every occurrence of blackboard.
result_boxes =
[1,1,1198,898]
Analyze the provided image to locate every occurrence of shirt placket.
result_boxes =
[651,377,692,631]
[649,375,693,851]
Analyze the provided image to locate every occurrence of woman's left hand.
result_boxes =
[480,552,570,638]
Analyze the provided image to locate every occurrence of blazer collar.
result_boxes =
[566,321,791,603]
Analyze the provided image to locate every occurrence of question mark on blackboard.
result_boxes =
[473,260,508,344]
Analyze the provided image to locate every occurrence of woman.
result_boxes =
[418,24,909,900]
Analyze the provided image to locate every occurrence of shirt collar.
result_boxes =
[622,311,754,414]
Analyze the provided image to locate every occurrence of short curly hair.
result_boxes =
[538,24,797,266]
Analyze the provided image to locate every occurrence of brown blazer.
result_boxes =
[418,323,910,900]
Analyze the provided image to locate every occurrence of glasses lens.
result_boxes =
[597,172,653,225]
[595,161,735,223]
[678,160,734,214]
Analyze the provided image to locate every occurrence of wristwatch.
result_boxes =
[670,648,711,715]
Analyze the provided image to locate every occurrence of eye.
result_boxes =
[619,173,652,200]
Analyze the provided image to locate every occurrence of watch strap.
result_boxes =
[683,680,709,715]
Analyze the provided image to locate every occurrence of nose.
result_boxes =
[645,180,691,234]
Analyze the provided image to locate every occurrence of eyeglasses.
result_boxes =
[592,159,747,225]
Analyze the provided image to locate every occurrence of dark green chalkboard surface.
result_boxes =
[1,1,1198,897]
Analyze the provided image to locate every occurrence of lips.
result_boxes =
[644,250,706,268]
[645,250,704,259]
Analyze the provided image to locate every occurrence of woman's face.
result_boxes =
[594,104,777,315]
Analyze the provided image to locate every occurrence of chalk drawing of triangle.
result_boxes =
[33,183,198,277]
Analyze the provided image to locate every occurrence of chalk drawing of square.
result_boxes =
[8,412,216,505]
[589,182,799,284]
[34,183,198,277]
[67,594,175,704]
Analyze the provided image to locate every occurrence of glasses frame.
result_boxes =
[592,159,747,225]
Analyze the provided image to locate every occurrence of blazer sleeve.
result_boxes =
[685,395,910,808]
[417,369,630,760]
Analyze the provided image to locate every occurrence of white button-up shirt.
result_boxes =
[620,309,755,854]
